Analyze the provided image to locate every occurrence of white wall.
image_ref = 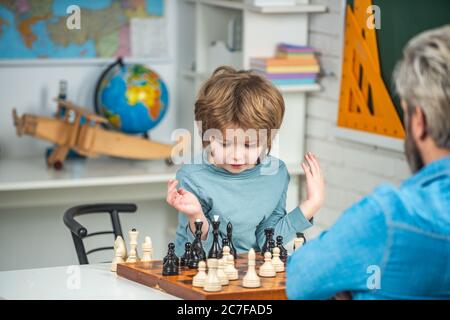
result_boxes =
[303,0,410,238]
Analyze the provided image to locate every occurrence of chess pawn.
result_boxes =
[219,237,229,259]
[128,228,140,259]
[221,245,231,266]
[192,261,207,287]
[203,258,222,292]
[217,259,229,286]
[111,240,125,272]
[180,242,192,267]
[243,249,261,288]
[164,243,180,266]
[259,251,276,277]
[141,236,153,262]
[261,228,274,257]
[162,250,179,276]
[276,235,288,263]
[293,232,306,251]
[224,254,239,280]
[272,247,284,272]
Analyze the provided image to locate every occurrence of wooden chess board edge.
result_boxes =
[116,261,287,300]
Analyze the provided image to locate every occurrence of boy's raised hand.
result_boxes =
[166,179,203,218]
[300,152,325,220]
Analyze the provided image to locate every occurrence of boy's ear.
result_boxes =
[412,106,427,141]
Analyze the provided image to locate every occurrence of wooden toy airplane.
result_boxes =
[12,99,181,169]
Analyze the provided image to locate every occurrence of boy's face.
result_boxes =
[209,126,265,174]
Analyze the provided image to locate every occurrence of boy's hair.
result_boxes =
[194,66,285,154]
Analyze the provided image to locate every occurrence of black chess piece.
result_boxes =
[194,219,206,260]
[268,239,275,254]
[163,243,179,266]
[261,228,274,256]
[276,235,288,263]
[188,219,206,269]
[180,242,191,267]
[162,248,179,276]
[227,222,238,259]
[208,218,221,259]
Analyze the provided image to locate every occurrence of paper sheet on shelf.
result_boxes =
[130,18,168,59]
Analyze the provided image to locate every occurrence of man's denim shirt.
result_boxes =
[286,156,450,300]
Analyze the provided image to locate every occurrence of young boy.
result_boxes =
[167,66,324,257]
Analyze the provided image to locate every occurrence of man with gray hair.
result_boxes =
[286,25,450,300]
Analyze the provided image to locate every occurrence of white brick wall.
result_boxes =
[303,0,411,238]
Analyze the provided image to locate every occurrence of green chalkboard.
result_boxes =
[347,0,450,120]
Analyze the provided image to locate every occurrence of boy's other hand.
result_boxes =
[166,179,204,218]
[300,152,325,220]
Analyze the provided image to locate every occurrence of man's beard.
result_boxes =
[404,119,425,173]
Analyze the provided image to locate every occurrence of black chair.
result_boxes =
[63,203,137,265]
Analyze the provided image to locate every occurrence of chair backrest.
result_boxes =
[63,203,137,264]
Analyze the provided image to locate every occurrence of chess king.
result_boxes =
[166,66,325,257]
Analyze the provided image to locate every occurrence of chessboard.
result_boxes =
[116,254,287,300]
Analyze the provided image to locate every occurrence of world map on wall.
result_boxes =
[0,0,164,59]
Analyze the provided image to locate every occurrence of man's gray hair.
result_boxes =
[394,25,450,149]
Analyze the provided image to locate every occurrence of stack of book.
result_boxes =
[250,43,320,88]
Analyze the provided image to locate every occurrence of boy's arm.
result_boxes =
[286,196,387,300]
[173,171,214,257]
[255,174,312,251]
[255,152,325,249]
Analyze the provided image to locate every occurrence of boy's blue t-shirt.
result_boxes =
[173,154,312,257]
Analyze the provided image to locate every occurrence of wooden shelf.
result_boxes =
[185,0,327,14]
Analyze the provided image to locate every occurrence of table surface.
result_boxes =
[0,263,179,300]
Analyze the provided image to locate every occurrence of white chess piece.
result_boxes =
[225,254,239,280]
[222,245,231,265]
[115,235,127,259]
[193,261,207,287]
[111,239,125,272]
[128,228,140,260]
[259,251,276,277]
[141,236,153,262]
[243,249,261,288]
[203,258,222,292]
[271,247,284,272]
[217,258,229,286]
[126,246,138,263]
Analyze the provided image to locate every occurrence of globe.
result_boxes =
[95,59,169,134]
